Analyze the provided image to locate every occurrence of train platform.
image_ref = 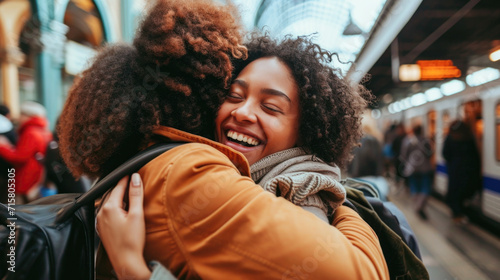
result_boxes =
[388,181,500,280]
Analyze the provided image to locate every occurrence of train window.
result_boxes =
[496,103,500,161]
[443,111,450,135]
[428,110,436,138]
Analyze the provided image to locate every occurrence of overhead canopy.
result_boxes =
[231,0,406,76]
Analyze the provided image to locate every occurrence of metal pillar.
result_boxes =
[30,0,68,130]
[120,0,134,42]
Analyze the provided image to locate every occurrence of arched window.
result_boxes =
[62,0,105,96]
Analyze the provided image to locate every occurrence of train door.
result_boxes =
[463,100,483,154]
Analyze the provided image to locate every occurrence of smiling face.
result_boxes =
[215,57,301,165]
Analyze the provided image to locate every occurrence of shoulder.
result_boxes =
[143,142,248,192]
[167,143,238,166]
[144,143,238,175]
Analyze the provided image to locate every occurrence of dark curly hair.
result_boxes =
[232,34,372,168]
[58,0,246,178]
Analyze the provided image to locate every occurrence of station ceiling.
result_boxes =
[231,0,390,75]
[364,0,500,104]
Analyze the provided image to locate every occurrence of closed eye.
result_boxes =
[262,104,283,114]
[227,93,244,101]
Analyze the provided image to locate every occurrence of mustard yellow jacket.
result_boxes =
[97,127,389,280]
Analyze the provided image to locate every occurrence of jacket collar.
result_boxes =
[152,126,251,176]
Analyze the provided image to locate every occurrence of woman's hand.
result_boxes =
[96,173,152,280]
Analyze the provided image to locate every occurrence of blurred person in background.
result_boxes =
[400,124,433,220]
[383,123,397,177]
[0,104,17,203]
[391,123,407,189]
[442,120,481,225]
[0,104,13,119]
[0,101,52,203]
[349,110,389,200]
[43,118,90,194]
[0,104,17,145]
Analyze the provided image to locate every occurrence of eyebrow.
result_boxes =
[232,79,292,103]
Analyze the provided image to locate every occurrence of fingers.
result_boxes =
[96,175,133,236]
[105,176,129,207]
[128,173,144,215]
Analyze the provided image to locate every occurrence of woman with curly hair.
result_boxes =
[212,34,371,223]
[94,33,388,280]
[58,0,388,278]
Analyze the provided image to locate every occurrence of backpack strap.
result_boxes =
[55,142,184,223]
[341,177,380,199]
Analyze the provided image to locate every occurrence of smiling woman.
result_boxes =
[216,57,301,166]
[93,31,388,280]
[212,34,373,225]
[77,0,387,276]
[229,34,373,169]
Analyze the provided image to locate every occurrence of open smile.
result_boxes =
[226,130,261,147]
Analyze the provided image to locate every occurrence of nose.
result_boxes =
[232,101,257,123]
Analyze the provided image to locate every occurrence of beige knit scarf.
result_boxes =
[250,147,346,217]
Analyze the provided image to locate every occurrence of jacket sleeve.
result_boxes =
[160,144,389,280]
[0,130,39,164]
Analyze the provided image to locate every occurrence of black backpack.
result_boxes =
[0,143,183,280]
[342,179,429,280]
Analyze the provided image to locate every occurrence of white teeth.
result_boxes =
[226,130,259,146]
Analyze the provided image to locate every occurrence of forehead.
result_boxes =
[236,57,298,96]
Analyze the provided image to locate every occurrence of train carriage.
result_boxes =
[380,78,500,227]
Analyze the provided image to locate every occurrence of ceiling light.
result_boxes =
[388,103,395,114]
[411,93,427,107]
[440,79,465,96]
[399,64,421,81]
[371,109,382,119]
[343,11,363,36]
[393,101,402,112]
[382,93,393,104]
[425,87,442,101]
[402,97,413,109]
[466,67,500,87]
[489,49,500,62]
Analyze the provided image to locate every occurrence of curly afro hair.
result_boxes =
[232,34,372,168]
[58,0,246,178]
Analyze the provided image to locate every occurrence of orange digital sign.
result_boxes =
[416,60,461,80]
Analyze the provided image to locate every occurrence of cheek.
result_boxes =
[267,118,299,147]
[216,103,231,125]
